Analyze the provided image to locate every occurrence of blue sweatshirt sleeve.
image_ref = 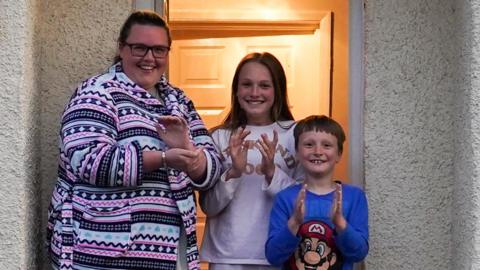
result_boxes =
[335,186,369,262]
[265,188,301,266]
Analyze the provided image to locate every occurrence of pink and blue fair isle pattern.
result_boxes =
[46,63,222,270]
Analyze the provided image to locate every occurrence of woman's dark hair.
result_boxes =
[293,115,346,154]
[216,52,294,131]
[113,10,172,64]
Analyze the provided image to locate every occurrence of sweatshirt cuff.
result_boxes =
[262,167,279,191]
[336,223,359,247]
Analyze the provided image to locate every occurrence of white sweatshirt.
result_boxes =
[200,121,302,265]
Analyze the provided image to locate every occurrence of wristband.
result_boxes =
[162,151,167,170]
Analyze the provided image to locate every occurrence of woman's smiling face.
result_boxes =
[119,24,169,91]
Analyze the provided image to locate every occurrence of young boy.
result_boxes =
[265,115,369,270]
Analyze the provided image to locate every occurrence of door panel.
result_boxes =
[170,43,233,128]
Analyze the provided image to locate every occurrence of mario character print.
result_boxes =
[287,220,343,270]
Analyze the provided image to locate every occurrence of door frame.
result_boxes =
[348,0,364,188]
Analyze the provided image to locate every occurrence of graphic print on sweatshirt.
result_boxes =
[222,139,297,175]
[286,220,343,270]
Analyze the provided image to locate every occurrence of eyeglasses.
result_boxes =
[123,42,170,58]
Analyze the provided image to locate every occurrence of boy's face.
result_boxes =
[296,131,341,178]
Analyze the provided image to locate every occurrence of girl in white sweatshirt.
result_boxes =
[200,52,302,270]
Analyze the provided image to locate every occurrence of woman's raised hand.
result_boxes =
[256,130,278,184]
[156,116,194,150]
[226,126,251,180]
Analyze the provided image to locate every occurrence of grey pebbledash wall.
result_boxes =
[364,1,456,269]
[1,0,480,269]
[0,0,131,269]
[451,1,480,269]
[0,0,42,269]
[364,1,480,269]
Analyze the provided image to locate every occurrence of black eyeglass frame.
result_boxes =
[122,42,171,58]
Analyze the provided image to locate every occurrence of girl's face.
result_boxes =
[236,62,275,125]
[296,131,341,178]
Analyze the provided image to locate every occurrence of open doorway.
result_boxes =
[164,2,351,270]
[133,1,360,269]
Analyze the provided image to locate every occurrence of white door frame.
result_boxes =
[348,0,365,188]
[132,0,166,16]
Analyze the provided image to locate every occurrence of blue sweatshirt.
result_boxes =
[265,183,369,270]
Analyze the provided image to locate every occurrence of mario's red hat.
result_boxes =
[297,220,337,251]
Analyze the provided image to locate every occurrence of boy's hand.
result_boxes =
[331,182,347,232]
[227,127,250,180]
[288,184,307,235]
[256,130,278,185]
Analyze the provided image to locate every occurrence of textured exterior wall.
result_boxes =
[0,0,41,269]
[37,1,132,269]
[3,0,480,269]
[364,1,456,269]
[453,1,480,269]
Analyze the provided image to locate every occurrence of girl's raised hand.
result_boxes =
[331,182,347,232]
[288,183,307,235]
[256,129,278,184]
[226,126,251,180]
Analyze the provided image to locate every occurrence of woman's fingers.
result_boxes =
[158,115,186,126]
[155,123,166,134]
[166,148,203,171]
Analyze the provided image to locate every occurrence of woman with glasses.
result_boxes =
[46,10,222,270]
